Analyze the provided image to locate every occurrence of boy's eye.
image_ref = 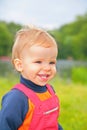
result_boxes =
[35,61,42,64]
[49,61,56,64]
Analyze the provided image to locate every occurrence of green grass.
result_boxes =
[50,76,87,130]
[0,76,87,130]
[0,77,19,101]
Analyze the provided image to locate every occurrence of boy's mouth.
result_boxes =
[38,74,50,81]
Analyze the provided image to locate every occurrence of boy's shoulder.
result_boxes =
[2,89,28,110]
[3,88,27,100]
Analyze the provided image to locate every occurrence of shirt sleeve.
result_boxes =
[58,123,64,130]
[0,89,28,130]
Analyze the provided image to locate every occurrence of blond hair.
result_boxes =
[12,25,57,63]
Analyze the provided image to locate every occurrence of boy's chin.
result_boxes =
[36,82,48,86]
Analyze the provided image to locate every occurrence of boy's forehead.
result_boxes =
[26,45,58,58]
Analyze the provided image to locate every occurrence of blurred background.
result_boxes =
[0,0,87,130]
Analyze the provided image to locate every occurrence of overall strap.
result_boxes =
[46,84,55,96]
[13,83,41,105]
[13,83,55,105]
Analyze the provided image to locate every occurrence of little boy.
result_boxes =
[0,25,63,130]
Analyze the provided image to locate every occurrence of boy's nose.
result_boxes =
[43,63,51,71]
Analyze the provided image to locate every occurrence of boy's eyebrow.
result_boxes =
[33,57,57,61]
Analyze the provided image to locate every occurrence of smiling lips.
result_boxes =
[38,74,50,81]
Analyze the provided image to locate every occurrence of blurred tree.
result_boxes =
[0,22,12,56]
[0,21,22,56]
[49,13,87,60]
[7,22,22,36]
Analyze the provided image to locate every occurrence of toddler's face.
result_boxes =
[21,45,57,86]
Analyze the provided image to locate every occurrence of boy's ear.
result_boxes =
[13,59,23,72]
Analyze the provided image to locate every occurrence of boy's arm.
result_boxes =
[58,123,63,130]
[0,90,28,130]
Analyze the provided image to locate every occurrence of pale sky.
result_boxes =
[0,0,87,29]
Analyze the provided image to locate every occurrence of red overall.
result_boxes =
[14,83,60,130]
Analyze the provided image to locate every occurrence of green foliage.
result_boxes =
[0,22,12,56]
[71,67,87,84]
[50,13,87,60]
[7,22,22,36]
[0,21,22,56]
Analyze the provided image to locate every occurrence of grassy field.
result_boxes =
[0,76,87,130]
